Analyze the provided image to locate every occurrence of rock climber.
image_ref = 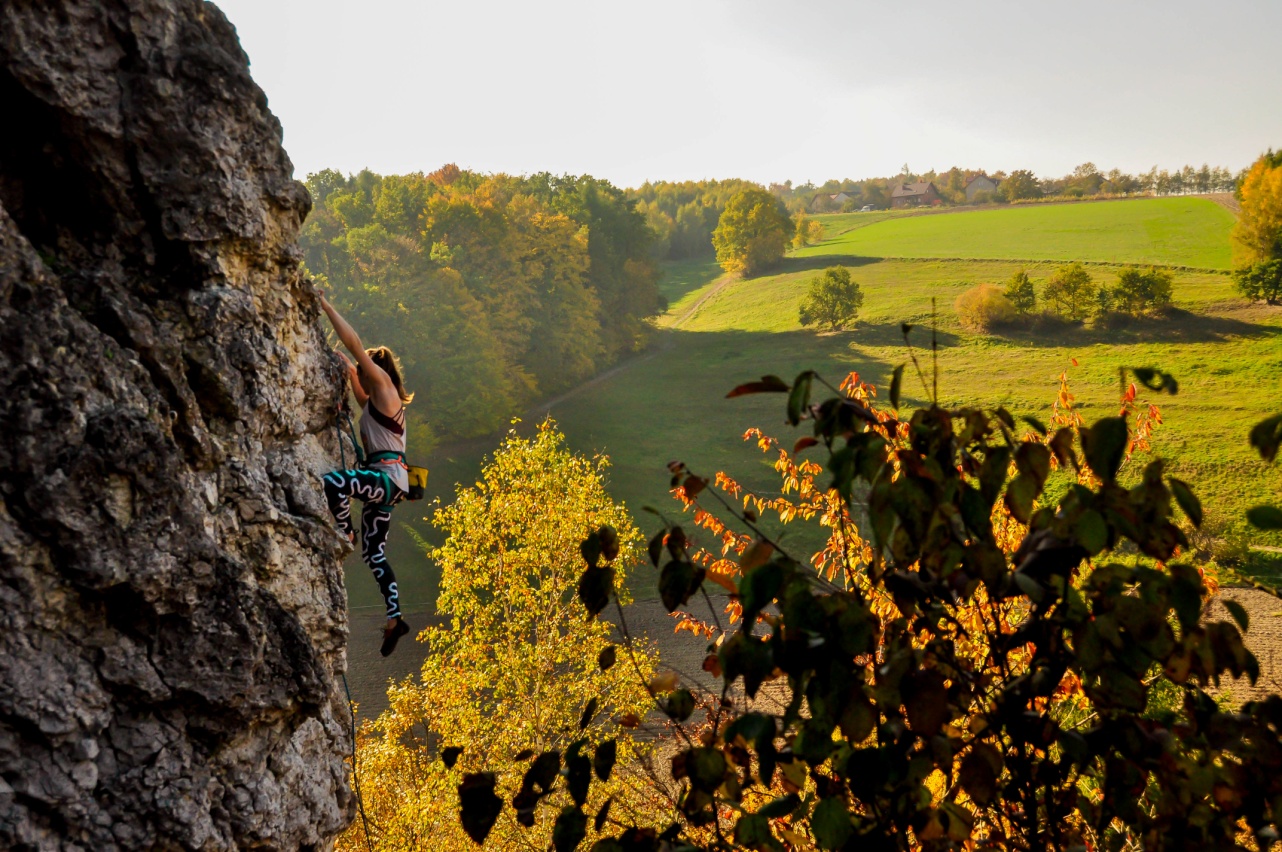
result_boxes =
[318,291,414,657]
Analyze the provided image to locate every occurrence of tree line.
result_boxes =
[785,160,1244,213]
[301,167,662,448]
[628,179,761,261]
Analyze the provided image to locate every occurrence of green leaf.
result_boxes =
[687,747,728,792]
[1131,367,1179,395]
[593,739,617,783]
[959,743,1003,805]
[1004,474,1038,524]
[720,632,774,699]
[664,689,695,722]
[1168,478,1202,528]
[902,670,949,737]
[1248,505,1282,530]
[733,813,780,851]
[1249,413,1282,463]
[597,525,620,561]
[727,375,790,398]
[979,446,1011,508]
[458,773,503,844]
[889,363,905,410]
[658,557,696,612]
[757,793,802,818]
[740,560,785,628]
[787,370,815,426]
[812,797,854,850]
[1082,416,1128,482]
[566,748,592,808]
[579,532,602,567]
[1014,442,1052,490]
[647,530,665,567]
[593,797,612,833]
[523,751,561,794]
[579,697,598,730]
[598,645,617,672]
[577,565,614,617]
[1022,415,1048,436]
[1074,509,1109,555]
[552,806,588,852]
[1224,599,1250,633]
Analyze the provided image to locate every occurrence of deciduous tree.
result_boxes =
[340,423,657,851]
[1234,258,1282,305]
[1043,261,1097,321]
[798,266,864,330]
[712,188,792,276]
[1111,266,1174,316]
[1005,269,1036,314]
[999,169,1041,201]
[1233,151,1282,265]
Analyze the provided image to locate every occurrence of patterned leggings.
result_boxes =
[322,468,405,619]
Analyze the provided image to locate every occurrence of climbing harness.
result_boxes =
[334,406,428,507]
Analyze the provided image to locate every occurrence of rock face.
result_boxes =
[0,2,353,848]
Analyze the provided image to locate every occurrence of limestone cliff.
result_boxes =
[0,1,354,848]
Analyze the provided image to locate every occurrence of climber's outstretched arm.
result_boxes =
[335,349,369,407]
[318,293,391,393]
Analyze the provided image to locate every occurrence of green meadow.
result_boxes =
[798,197,1236,269]
[347,198,1282,613]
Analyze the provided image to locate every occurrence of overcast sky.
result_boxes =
[215,0,1282,189]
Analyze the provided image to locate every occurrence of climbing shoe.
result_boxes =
[380,618,410,657]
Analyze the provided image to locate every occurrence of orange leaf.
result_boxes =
[793,436,819,454]
[705,571,738,595]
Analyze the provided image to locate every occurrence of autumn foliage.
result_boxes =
[465,359,1282,851]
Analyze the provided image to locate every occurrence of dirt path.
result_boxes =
[1203,192,1241,216]
[668,273,734,328]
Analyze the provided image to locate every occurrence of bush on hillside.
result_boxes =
[955,282,1018,332]
[798,266,864,330]
[1042,261,1097,321]
[791,211,826,249]
[1110,266,1174,316]
[712,187,793,276]
[1005,269,1036,314]
[1234,258,1282,305]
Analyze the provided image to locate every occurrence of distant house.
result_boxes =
[811,191,852,212]
[890,181,942,209]
[964,175,1001,203]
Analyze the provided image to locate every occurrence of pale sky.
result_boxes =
[215,0,1282,189]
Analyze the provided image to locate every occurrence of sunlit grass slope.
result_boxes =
[801,198,1235,269]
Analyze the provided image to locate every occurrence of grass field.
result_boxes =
[798,197,1235,269]
[345,198,1282,612]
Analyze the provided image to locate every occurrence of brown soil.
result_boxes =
[1204,192,1242,216]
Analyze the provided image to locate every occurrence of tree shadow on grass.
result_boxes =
[999,308,1280,348]
[846,322,962,350]
[762,254,883,278]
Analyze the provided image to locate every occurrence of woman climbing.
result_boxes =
[318,292,414,657]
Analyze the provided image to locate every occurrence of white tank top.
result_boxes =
[359,400,408,494]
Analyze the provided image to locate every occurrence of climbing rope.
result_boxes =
[334,357,376,852]
[341,671,376,852]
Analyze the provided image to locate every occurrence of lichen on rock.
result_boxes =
[0,1,354,848]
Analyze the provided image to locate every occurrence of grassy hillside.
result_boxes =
[799,197,1235,269]
[347,200,1281,612]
